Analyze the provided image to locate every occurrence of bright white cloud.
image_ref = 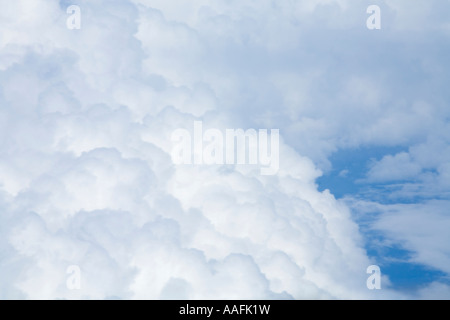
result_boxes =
[0,0,449,300]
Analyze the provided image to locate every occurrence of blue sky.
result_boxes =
[0,0,449,299]
[317,146,449,292]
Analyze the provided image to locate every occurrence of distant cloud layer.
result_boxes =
[0,0,449,299]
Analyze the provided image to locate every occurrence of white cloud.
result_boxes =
[0,0,449,300]
[367,152,422,182]
[372,201,450,274]
[417,282,450,300]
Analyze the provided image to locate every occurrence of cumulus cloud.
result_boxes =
[0,0,449,300]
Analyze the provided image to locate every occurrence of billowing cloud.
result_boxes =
[0,0,449,299]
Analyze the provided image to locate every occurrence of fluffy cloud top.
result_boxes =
[0,0,449,299]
